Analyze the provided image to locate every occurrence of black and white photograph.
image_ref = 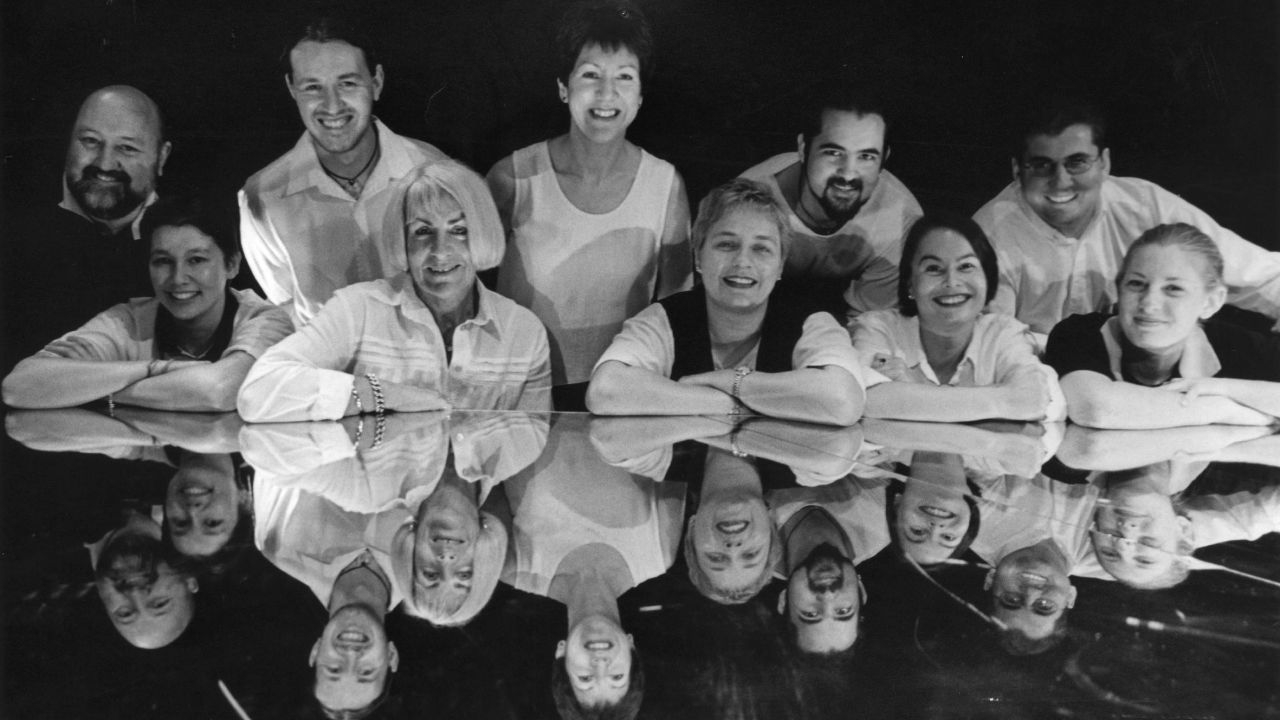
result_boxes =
[2,1,1278,718]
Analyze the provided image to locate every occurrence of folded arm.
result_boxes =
[1061,370,1272,429]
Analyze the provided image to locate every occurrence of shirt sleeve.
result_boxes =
[36,303,144,361]
[592,303,675,378]
[238,189,296,307]
[849,310,899,368]
[792,311,868,389]
[987,315,1069,421]
[222,292,296,359]
[236,288,362,422]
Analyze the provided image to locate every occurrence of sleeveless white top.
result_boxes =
[497,141,676,385]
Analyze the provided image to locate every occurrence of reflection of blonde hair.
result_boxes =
[400,159,505,271]
[393,511,508,627]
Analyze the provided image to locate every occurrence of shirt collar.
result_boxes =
[377,272,500,332]
[284,118,402,198]
[1101,316,1222,381]
[898,314,979,385]
[60,179,156,240]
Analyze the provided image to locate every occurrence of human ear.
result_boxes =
[225,252,242,280]
[371,64,385,102]
[1200,284,1228,320]
[1010,157,1022,184]
[309,639,320,667]
[157,141,173,177]
[983,568,994,591]
[1066,585,1078,609]
[557,79,568,103]
[1098,147,1111,176]
[555,640,567,659]
[388,642,400,672]
[186,576,200,594]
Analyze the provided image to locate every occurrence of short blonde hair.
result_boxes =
[691,178,792,262]
[393,510,508,627]
[401,159,506,271]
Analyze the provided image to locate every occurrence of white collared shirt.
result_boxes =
[238,119,448,325]
[237,274,551,421]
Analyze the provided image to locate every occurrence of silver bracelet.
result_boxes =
[365,373,385,415]
[350,381,364,414]
[731,366,753,400]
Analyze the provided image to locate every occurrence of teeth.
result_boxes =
[318,117,349,129]
[716,520,748,533]
[934,295,969,306]
[590,109,620,118]
[1046,193,1077,204]
[170,291,198,300]
[723,277,756,288]
[920,505,955,519]
[338,631,367,643]
[428,265,460,274]
[585,640,613,650]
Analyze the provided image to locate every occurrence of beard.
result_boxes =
[816,176,865,225]
[799,542,852,593]
[68,165,149,221]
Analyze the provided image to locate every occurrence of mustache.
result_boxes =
[800,542,851,593]
[77,165,132,184]
[825,177,863,193]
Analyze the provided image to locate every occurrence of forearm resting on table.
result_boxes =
[586,361,735,416]
[1062,371,1271,429]
[113,354,255,412]
[865,382,1013,422]
[736,366,864,426]
[3,357,163,408]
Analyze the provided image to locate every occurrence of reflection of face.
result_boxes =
[986,547,1075,640]
[1016,124,1109,237]
[413,483,479,614]
[895,480,971,565]
[98,560,198,649]
[698,206,784,314]
[691,492,773,596]
[911,228,988,331]
[405,190,476,313]
[1093,485,1189,585]
[165,455,240,558]
[557,615,634,708]
[287,40,384,158]
[311,604,399,712]
[65,89,168,222]
[800,110,886,225]
[781,544,861,654]
[150,225,238,328]
[560,43,642,144]
[1117,244,1224,355]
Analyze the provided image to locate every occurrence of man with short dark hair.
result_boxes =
[4,85,172,365]
[740,81,923,319]
[239,16,448,324]
[974,99,1280,344]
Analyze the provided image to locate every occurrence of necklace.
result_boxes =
[321,135,380,197]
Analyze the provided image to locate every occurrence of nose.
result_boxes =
[1051,161,1073,186]
[321,86,342,113]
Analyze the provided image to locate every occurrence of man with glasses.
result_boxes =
[973,99,1280,345]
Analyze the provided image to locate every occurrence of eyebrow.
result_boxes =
[916,253,976,264]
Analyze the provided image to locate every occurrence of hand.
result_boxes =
[676,369,735,394]
[1162,377,1237,405]
[869,353,909,381]
[152,359,208,375]
[1000,368,1052,421]
[384,384,451,413]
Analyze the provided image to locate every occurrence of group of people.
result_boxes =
[3,1,1280,716]
[5,2,1279,437]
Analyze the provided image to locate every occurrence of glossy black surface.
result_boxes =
[4,409,1277,719]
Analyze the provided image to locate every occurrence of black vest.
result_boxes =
[657,285,821,379]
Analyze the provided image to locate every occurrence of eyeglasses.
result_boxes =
[1020,153,1102,178]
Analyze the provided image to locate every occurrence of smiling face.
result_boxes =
[412,483,480,617]
[405,190,477,314]
[1117,243,1226,355]
[697,205,785,314]
[311,604,399,712]
[560,43,642,144]
[690,491,774,597]
[1016,123,1110,237]
[65,88,169,223]
[780,543,862,654]
[894,480,972,566]
[1092,484,1191,586]
[97,558,198,649]
[799,110,886,227]
[910,227,989,332]
[557,615,635,707]
[164,455,241,558]
[287,40,384,159]
[986,546,1076,640]
[149,224,238,328]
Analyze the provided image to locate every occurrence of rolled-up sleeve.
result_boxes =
[794,312,870,389]
[237,290,361,422]
[592,303,675,378]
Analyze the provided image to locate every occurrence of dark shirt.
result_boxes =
[1044,312,1280,383]
[3,205,153,369]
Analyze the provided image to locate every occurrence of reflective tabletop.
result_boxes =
[4,408,1278,719]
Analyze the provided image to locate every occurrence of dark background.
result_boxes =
[2,0,1278,251]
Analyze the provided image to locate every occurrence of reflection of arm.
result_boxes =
[860,418,1047,478]
[1060,370,1270,429]
[699,418,862,480]
[589,415,731,463]
[238,188,295,305]
[654,172,693,300]
[1057,424,1275,471]
[5,408,153,454]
